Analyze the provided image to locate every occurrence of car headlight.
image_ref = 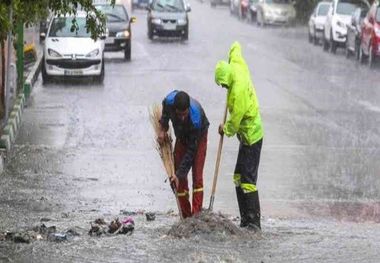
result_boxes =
[336,20,345,29]
[151,18,162,25]
[177,18,187,26]
[116,30,130,38]
[48,48,61,58]
[86,49,99,58]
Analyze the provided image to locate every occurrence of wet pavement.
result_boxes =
[1,0,380,262]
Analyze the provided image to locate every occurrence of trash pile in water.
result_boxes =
[168,212,245,239]
[0,224,80,244]
[89,217,135,236]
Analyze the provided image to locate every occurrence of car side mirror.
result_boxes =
[39,32,46,40]
[130,16,137,23]
[186,5,191,12]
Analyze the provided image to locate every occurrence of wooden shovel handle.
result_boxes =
[208,103,228,211]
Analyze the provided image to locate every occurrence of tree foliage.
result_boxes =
[0,0,115,42]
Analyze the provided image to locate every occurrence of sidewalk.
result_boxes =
[0,25,43,166]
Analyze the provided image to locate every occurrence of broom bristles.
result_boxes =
[149,104,175,178]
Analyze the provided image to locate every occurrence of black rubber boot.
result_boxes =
[235,187,248,227]
[245,191,261,231]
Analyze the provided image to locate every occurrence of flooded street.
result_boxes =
[1,0,380,262]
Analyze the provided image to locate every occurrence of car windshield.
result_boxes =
[318,4,330,16]
[49,17,90,38]
[153,0,185,12]
[336,0,368,15]
[266,0,290,4]
[95,5,128,22]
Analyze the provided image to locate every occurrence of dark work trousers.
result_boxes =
[234,138,263,228]
[174,132,208,218]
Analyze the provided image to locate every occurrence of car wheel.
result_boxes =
[359,46,366,64]
[124,40,131,61]
[148,27,154,40]
[95,61,105,84]
[329,32,337,54]
[41,60,50,85]
[368,43,375,68]
[323,34,329,51]
[182,26,189,41]
[355,41,360,60]
[345,41,351,58]
[308,30,313,43]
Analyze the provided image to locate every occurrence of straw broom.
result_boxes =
[149,104,183,220]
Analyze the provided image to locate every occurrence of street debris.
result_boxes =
[89,217,135,237]
[146,212,156,221]
[0,224,80,244]
[168,212,245,239]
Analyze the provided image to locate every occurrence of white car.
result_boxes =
[256,0,297,26]
[41,11,105,84]
[308,1,330,45]
[323,0,369,53]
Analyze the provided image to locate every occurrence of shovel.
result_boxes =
[208,103,228,211]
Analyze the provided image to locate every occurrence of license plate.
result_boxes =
[164,23,176,30]
[64,69,83,76]
[105,37,114,44]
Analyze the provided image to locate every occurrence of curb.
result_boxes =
[0,53,41,170]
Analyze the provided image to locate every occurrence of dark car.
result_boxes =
[133,0,150,9]
[346,7,368,59]
[147,0,191,40]
[95,4,136,61]
[247,0,259,23]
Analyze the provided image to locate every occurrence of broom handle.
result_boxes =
[208,103,228,211]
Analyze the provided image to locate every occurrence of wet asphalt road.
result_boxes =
[1,0,380,262]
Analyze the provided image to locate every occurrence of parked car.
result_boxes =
[211,0,230,8]
[346,7,368,59]
[95,3,136,61]
[256,0,297,27]
[230,0,250,20]
[40,12,106,84]
[147,0,191,40]
[308,1,331,45]
[247,0,260,23]
[359,1,380,67]
[323,0,369,53]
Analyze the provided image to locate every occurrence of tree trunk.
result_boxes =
[0,39,5,119]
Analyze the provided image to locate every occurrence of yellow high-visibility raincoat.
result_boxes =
[215,42,263,145]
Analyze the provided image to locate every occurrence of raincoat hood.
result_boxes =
[215,60,232,88]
